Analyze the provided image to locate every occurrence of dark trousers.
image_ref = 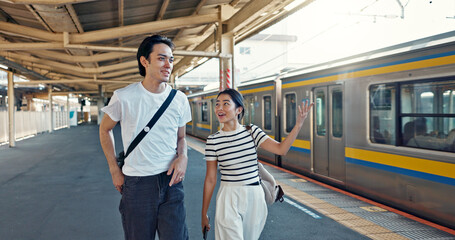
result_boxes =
[119,172,188,240]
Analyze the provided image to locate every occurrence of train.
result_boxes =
[185,31,455,229]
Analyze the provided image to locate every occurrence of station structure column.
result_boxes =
[67,94,70,129]
[48,86,53,133]
[218,4,235,91]
[7,71,15,147]
[97,85,105,125]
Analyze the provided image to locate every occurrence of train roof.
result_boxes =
[280,30,455,81]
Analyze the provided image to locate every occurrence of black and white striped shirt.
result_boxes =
[205,124,269,185]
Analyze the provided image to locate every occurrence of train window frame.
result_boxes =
[331,88,343,138]
[262,94,273,131]
[201,101,209,123]
[284,92,298,134]
[399,78,455,152]
[369,84,396,145]
[369,77,455,153]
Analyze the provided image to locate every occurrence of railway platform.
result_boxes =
[0,124,454,240]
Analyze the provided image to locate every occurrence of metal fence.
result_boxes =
[0,111,68,144]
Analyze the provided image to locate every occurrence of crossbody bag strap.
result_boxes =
[124,89,177,158]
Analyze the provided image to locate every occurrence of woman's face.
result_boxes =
[215,94,242,124]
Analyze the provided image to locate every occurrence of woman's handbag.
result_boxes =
[246,125,285,205]
[258,162,284,205]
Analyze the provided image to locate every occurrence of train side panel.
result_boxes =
[239,80,277,164]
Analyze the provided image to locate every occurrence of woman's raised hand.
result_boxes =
[296,100,314,127]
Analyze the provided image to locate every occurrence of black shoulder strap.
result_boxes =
[124,89,177,158]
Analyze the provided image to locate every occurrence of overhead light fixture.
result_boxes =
[284,0,306,11]
[0,64,8,70]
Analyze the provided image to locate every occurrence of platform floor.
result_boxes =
[0,124,454,239]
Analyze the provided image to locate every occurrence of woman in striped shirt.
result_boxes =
[201,88,313,240]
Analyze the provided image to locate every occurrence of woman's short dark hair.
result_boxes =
[137,35,175,77]
[217,88,245,121]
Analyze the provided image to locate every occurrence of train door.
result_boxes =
[190,102,197,135]
[211,99,219,133]
[313,85,345,182]
[244,95,255,125]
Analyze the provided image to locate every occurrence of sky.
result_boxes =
[177,0,455,86]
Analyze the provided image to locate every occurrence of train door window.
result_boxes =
[263,96,272,131]
[201,102,208,122]
[316,91,326,136]
[244,96,255,125]
[285,93,296,133]
[332,89,343,138]
[369,84,396,145]
[400,80,455,152]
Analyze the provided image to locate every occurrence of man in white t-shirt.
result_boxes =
[99,35,191,240]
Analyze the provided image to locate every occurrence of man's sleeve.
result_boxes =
[101,92,122,122]
[179,95,192,127]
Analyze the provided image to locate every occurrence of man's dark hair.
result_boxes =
[137,35,175,77]
[217,88,245,121]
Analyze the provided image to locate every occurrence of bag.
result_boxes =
[117,151,125,168]
[116,89,177,169]
[258,162,284,205]
[245,124,285,205]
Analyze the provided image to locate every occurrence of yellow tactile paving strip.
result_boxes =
[277,180,409,240]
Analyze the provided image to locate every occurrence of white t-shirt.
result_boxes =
[102,83,192,176]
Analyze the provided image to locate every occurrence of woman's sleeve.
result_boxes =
[205,137,217,161]
[251,124,270,147]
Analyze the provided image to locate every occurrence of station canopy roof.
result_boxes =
[0,0,312,96]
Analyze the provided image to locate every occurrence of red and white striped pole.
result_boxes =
[225,68,231,89]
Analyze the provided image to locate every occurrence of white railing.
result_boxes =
[0,111,69,144]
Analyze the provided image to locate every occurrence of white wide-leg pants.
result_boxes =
[215,182,268,240]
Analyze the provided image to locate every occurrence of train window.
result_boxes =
[316,91,326,136]
[244,97,255,125]
[264,96,272,131]
[370,84,396,145]
[401,80,455,152]
[332,89,343,138]
[285,93,296,133]
[201,102,208,122]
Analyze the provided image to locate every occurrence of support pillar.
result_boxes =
[67,94,70,129]
[97,85,105,125]
[7,71,15,147]
[218,34,235,91]
[218,4,235,91]
[48,86,53,133]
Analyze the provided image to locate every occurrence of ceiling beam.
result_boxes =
[1,51,136,74]
[0,43,229,57]
[70,13,219,43]
[156,0,170,21]
[225,0,276,33]
[173,35,215,75]
[26,50,133,63]
[0,0,95,5]
[0,21,61,41]
[15,79,136,85]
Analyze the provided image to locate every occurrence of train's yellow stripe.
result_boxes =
[281,138,311,149]
[196,123,211,130]
[187,122,193,126]
[240,86,274,95]
[283,54,455,88]
[345,147,455,179]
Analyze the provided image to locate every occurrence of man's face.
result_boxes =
[142,43,174,82]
